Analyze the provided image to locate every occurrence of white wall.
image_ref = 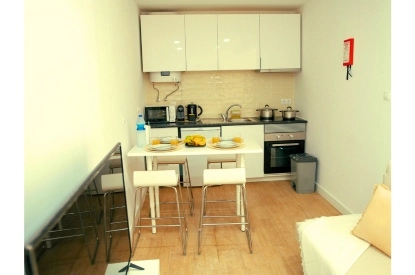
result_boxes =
[24,0,144,244]
[297,0,391,213]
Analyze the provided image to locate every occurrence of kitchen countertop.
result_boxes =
[148,116,308,128]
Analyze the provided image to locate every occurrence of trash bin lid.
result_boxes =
[289,153,317,162]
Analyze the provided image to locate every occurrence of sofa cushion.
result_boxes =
[352,184,391,257]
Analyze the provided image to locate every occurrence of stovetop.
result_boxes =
[258,116,307,123]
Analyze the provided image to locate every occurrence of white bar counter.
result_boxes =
[127,138,263,232]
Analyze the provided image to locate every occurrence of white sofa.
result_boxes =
[296,162,391,275]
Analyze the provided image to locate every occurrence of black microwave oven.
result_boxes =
[144,105,176,123]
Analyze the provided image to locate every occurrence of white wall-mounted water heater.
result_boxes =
[149,71,182,83]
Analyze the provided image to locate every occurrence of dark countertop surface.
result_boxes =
[148,116,308,128]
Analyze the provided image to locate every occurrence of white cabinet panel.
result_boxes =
[260,14,301,71]
[222,125,264,178]
[185,14,218,71]
[218,14,260,70]
[150,127,180,173]
[180,127,221,187]
[140,15,186,72]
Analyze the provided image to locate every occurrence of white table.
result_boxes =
[127,138,263,233]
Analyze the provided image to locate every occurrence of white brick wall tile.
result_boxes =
[145,71,295,118]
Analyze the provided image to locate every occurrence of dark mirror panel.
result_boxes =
[25,143,132,275]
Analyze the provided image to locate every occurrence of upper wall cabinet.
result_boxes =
[185,14,218,71]
[140,15,186,72]
[217,14,260,70]
[259,14,301,72]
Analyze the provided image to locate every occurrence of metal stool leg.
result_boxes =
[132,170,188,256]
[198,168,252,254]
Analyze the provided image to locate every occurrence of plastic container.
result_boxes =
[290,153,318,194]
[136,114,146,147]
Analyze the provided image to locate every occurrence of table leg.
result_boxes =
[236,154,246,231]
[146,156,157,234]
[153,158,160,218]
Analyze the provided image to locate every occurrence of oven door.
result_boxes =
[264,140,305,174]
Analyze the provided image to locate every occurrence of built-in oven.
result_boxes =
[263,123,306,174]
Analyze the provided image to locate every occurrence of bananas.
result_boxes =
[184,135,206,146]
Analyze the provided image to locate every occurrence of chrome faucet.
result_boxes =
[221,104,242,121]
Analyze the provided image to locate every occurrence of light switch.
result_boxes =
[383,90,391,102]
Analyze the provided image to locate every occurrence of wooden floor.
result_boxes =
[35,180,340,274]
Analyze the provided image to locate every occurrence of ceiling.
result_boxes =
[135,0,308,12]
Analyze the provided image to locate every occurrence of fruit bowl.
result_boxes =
[185,143,206,147]
[184,135,207,147]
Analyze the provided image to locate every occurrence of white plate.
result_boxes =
[160,138,181,144]
[220,137,234,141]
[215,141,238,148]
[148,144,174,151]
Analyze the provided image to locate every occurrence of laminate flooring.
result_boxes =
[35,180,341,275]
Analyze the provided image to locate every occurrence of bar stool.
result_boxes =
[42,189,100,264]
[198,168,252,254]
[86,179,103,224]
[133,170,188,255]
[156,156,194,216]
[101,173,128,262]
[207,154,236,169]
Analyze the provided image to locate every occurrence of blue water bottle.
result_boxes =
[136,114,146,147]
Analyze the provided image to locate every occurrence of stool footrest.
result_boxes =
[201,222,249,226]
[199,168,252,255]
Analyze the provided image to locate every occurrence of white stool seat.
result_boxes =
[101,173,124,191]
[207,154,236,169]
[198,167,252,254]
[109,156,121,173]
[134,170,178,187]
[203,168,246,185]
[207,154,236,162]
[157,155,187,164]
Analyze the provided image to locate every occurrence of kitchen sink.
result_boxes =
[201,117,258,124]
[228,118,257,122]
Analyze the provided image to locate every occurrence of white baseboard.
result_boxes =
[316,183,353,214]
[248,173,292,182]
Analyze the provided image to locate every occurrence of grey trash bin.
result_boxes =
[290,153,318,194]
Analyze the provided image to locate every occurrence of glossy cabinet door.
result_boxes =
[221,125,264,178]
[185,14,218,71]
[260,14,301,71]
[217,14,260,70]
[140,15,186,72]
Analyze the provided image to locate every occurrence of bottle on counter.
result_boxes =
[136,114,146,147]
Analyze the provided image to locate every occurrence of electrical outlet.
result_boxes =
[281,99,291,104]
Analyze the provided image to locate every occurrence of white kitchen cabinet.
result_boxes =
[185,14,218,71]
[140,15,186,72]
[217,14,260,70]
[221,125,264,178]
[259,14,301,71]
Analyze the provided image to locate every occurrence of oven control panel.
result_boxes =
[264,132,306,141]
[264,123,306,133]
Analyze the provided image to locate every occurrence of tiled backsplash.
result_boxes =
[144,70,295,118]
